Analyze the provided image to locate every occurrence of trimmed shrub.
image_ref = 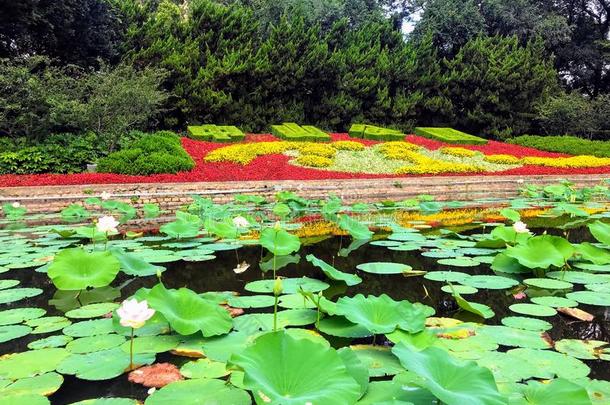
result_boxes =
[413,127,487,145]
[187,125,245,142]
[509,135,610,158]
[97,132,194,175]
[271,123,330,142]
[348,124,404,141]
[330,141,365,151]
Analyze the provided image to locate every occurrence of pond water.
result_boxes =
[1,190,609,404]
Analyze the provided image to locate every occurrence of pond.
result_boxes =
[0,184,609,404]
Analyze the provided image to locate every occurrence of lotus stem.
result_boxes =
[129,327,134,370]
[273,295,278,332]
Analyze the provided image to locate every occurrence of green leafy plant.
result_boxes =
[47,248,121,290]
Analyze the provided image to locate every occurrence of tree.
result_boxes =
[0,0,123,66]
[446,35,557,137]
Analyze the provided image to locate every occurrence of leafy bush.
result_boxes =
[97,132,195,175]
[414,127,487,145]
[509,135,610,158]
[0,132,100,174]
[535,93,610,138]
[348,124,405,141]
[271,123,330,142]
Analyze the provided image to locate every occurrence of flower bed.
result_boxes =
[1,134,610,187]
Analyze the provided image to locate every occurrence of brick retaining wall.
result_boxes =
[1,174,608,215]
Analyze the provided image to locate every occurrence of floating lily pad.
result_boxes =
[350,345,404,377]
[26,316,71,334]
[0,348,70,380]
[0,307,46,326]
[28,335,73,350]
[1,372,63,397]
[65,303,119,319]
[180,358,229,379]
[227,295,275,309]
[477,325,552,349]
[356,262,412,274]
[566,291,610,306]
[555,339,610,360]
[307,254,362,286]
[524,278,573,290]
[70,398,139,405]
[0,288,43,304]
[278,293,317,309]
[441,284,478,295]
[232,309,317,333]
[0,325,32,343]
[145,378,250,405]
[547,271,610,285]
[119,335,181,354]
[57,348,155,380]
[424,271,470,283]
[63,319,115,337]
[509,303,557,317]
[66,334,126,354]
[437,257,481,267]
[461,275,519,290]
[507,348,590,380]
[530,296,578,308]
[0,279,20,289]
[317,316,373,338]
[245,277,329,294]
[500,316,552,332]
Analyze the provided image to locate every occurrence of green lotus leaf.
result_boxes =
[306,254,362,286]
[48,248,120,290]
[512,378,591,405]
[500,208,521,222]
[461,275,519,290]
[0,348,69,380]
[317,316,373,338]
[566,291,610,306]
[507,348,590,380]
[392,343,506,405]
[245,277,329,294]
[25,316,71,334]
[65,303,119,319]
[63,319,115,337]
[356,380,435,405]
[70,398,139,404]
[530,296,578,308]
[27,334,73,350]
[588,221,610,246]
[335,294,431,334]
[523,278,573,290]
[159,219,200,239]
[555,339,610,360]
[500,317,552,332]
[205,218,239,239]
[0,279,19,289]
[437,257,481,267]
[259,254,301,272]
[227,294,275,309]
[0,307,46,326]
[477,325,552,349]
[547,271,610,285]
[229,331,364,405]
[278,293,317,309]
[441,284,478,294]
[424,271,470,282]
[66,334,126,354]
[259,227,301,256]
[491,253,530,274]
[119,335,181,354]
[506,235,574,270]
[509,303,557,317]
[145,378,250,405]
[574,243,610,265]
[0,288,43,304]
[200,331,257,362]
[356,262,413,275]
[0,372,63,397]
[232,309,317,333]
[109,248,165,277]
[0,325,32,343]
[143,203,161,219]
[0,393,49,405]
[57,348,154,380]
[350,345,405,377]
[180,358,229,379]
[337,214,373,240]
[452,290,495,319]
[147,283,232,337]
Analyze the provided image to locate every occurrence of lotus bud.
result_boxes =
[273,277,283,296]
[274,221,282,230]
[156,269,163,280]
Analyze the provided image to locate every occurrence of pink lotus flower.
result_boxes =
[117,298,155,329]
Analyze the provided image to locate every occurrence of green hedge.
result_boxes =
[413,127,487,145]
[271,123,330,142]
[508,135,610,158]
[348,124,404,141]
[187,125,245,142]
[97,132,195,175]
[0,132,100,174]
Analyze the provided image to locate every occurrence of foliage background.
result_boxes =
[0,0,609,143]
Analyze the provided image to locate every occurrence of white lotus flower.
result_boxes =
[232,216,249,228]
[96,215,119,233]
[513,221,529,234]
[233,261,250,274]
[100,191,112,200]
[11,202,20,208]
[117,298,155,329]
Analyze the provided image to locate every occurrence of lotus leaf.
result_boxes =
[306,254,362,286]
[145,378,250,405]
[48,248,120,290]
[57,348,154,380]
[506,235,574,270]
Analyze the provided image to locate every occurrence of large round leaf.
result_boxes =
[145,378,250,405]
[506,235,574,270]
[391,344,506,405]
[512,378,591,405]
[335,294,431,334]
[147,283,232,337]
[229,331,363,405]
[0,348,69,380]
[48,248,120,290]
[259,228,301,256]
[306,254,362,286]
[57,348,154,380]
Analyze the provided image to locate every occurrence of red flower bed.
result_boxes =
[0,134,608,188]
